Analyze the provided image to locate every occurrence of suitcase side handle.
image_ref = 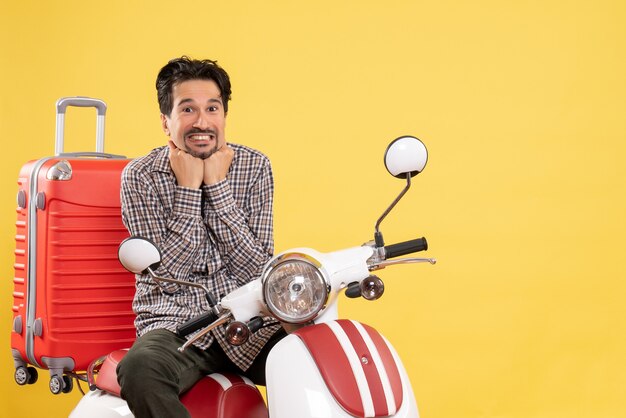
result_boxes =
[55,97,107,156]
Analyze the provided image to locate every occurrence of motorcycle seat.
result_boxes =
[91,349,127,396]
[90,349,268,418]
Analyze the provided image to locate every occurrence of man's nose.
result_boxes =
[193,111,210,129]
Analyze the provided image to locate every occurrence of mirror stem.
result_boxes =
[374,175,412,246]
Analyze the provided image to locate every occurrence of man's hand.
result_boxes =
[203,144,234,185]
[168,141,204,189]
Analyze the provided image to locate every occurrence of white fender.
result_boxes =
[69,389,134,418]
[265,325,419,418]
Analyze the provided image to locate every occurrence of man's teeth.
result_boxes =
[189,134,213,140]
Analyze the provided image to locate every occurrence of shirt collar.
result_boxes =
[151,145,171,173]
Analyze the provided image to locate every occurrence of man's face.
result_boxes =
[161,79,226,159]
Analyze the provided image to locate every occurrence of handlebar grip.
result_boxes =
[177,311,218,337]
[384,237,428,259]
[247,317,265,334]
[345,282,362,298]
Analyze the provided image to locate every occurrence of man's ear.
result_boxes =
[161,114,170,136]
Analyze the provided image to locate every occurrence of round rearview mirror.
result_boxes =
[118,237,162,274]
[384,136,428,178]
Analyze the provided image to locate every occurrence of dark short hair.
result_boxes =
[156,56,232,116]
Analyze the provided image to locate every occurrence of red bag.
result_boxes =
[11,97,136,394]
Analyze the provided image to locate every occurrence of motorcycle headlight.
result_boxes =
[262,253,329,324]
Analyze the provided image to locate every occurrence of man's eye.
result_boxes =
[208,106,219,112]
[182,107,193,113]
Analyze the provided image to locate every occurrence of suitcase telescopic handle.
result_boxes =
[55,97,107,156]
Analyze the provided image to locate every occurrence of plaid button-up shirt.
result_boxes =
[120,143,280,370]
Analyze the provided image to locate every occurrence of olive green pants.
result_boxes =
[116,328,286,418]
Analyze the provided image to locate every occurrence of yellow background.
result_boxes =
[1,1,625,417]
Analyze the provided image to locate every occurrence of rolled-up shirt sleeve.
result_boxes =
[202,156,274,284]
[121,160,207,291]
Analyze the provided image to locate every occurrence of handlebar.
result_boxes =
[177,311,219,337]
[384,237,428,259]
[179,237,429,341]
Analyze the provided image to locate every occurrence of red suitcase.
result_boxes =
[10,97,136,394]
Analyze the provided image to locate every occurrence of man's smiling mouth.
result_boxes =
[186,130,217,144]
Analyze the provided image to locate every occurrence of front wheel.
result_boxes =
[15,366,38,385]
[49,375,64,395]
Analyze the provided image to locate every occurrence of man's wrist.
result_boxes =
[202,179,234,212]
[173,186,203,217]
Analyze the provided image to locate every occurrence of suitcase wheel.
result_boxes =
[14,366,38,386]
[49,374,73,395]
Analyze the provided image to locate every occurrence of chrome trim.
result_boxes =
[46,160,72,181]
[264,251,323,271]
[25,157,54,368]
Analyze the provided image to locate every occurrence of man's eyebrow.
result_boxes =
[176,97,223,107]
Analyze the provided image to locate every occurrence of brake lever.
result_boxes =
[369,257,437,271]
[178,312,233,352]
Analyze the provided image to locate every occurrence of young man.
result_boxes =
[117,56,284,417]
